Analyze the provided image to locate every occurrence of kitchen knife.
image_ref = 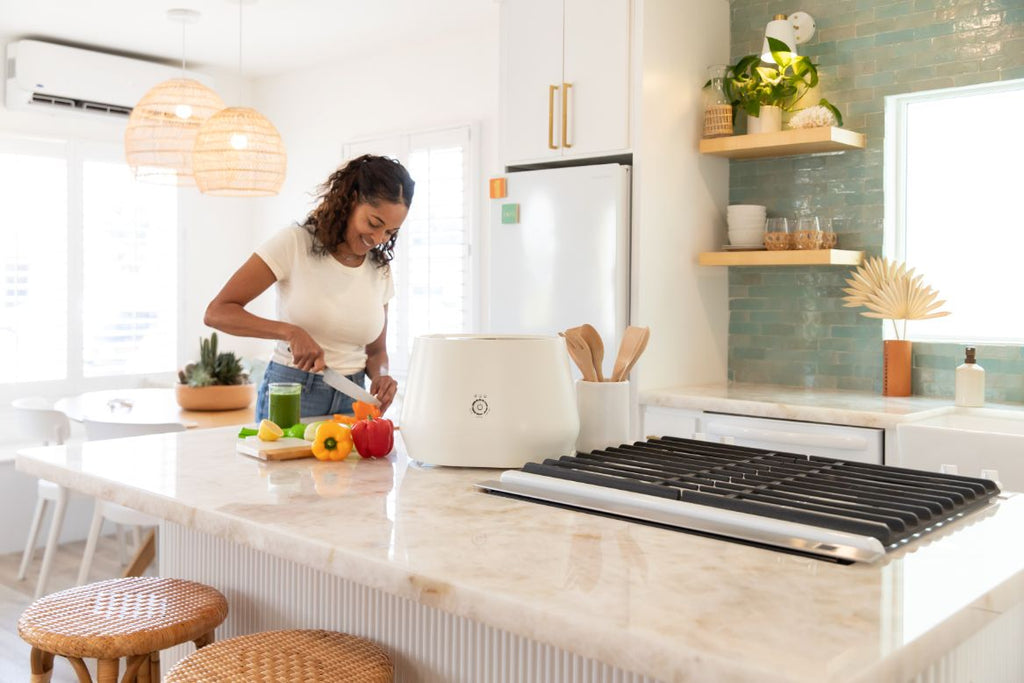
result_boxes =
[323,368,381,407]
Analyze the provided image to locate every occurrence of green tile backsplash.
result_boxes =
[726,0,1024,403]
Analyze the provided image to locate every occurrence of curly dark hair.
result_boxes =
[302,154,415,268]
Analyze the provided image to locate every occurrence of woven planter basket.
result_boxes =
[124,78,225,185]
[192,106,287,196]
[175,384,255,411]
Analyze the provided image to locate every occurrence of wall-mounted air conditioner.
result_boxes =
[5,39,214,119]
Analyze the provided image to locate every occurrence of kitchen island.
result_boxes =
[17,428,1024,682]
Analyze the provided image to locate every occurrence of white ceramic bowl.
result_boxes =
[727,204,767,216]
[728,218,766,228]
[728,229,764,246]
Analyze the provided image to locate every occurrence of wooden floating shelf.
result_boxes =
[698,249,864,267]
[698,127,866,159]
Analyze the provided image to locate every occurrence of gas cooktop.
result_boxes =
[478,436,1001,563]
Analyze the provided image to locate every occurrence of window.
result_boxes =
[885,79,1024,343]
[344,125,477,378]
[0,138,178,389]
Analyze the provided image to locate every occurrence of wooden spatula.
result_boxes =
[564,330,599,382]
[610,326,650,382]
[578,324,605,381]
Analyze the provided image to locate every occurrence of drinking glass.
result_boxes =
[820,219,837,249]
[793,216,822,250]
[763,217,790,251]
[268,382,302,429]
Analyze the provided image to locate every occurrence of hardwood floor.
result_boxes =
[0,535,148,682]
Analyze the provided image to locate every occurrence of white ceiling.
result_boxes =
[0,0,498,78]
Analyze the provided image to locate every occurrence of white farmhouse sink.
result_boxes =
[896,407,1024,493]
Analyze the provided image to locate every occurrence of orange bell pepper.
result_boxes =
[332,414,357,426]
[311,421,353,461]
[353,401,381,421]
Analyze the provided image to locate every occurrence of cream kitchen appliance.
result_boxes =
[400,334,579,467]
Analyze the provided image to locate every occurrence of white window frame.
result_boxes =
[343,123,479,379]
[0,135,180,403]
[884,78,1024,343]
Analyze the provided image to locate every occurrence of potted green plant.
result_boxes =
[176,332,255,411]
[724,37,843,133]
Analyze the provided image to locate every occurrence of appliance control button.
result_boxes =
[471,398,489,416]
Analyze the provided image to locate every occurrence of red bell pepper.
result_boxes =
[351,415,394,459]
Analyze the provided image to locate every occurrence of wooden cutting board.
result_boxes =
[236,436,314,461]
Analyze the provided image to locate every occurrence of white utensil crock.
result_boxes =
[400,334,579,468]
[576,380,631,453]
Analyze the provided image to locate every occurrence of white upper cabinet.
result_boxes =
[500,0,631,166]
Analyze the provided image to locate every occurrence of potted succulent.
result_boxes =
[176,332,255,411]
[724,37,843,133]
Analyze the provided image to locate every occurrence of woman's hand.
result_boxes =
[286,326,325,372]
[370,375,398,414]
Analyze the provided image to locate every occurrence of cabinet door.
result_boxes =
[562,0,631,158]
[500,0,565,164]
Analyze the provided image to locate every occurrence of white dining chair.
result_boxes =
[78,419,186,585]
[12,397,74,599]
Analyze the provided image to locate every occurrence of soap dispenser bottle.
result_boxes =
[955,347,985,407]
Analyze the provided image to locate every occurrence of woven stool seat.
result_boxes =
[19,577,228,682]
[165,629,393,683]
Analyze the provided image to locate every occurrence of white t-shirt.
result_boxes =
[255,225,394,374]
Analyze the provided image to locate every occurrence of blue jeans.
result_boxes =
[255,361,367,421]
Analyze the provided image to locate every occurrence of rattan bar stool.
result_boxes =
[164,629,393,682]
[18,576,228,683]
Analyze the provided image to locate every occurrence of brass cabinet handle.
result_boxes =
[561,82,573,148]
[548,84,560,150]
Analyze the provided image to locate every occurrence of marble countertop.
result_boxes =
[17,429,1024,682]
[640,382,1024,429]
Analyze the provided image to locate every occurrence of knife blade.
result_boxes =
[323,368,381,407]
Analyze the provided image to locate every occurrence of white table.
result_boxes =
[55,388,253,429]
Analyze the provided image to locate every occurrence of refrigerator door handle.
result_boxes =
[548,84,560,149]
[561,82,573,148]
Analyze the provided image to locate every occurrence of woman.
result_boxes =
[205,154,415,419]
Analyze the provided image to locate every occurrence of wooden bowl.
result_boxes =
[175,384,255,411]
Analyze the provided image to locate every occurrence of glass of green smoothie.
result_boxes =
[268,382,301,429]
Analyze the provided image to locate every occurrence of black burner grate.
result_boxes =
[519,437,1001,547]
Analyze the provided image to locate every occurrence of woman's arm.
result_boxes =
[204,254,325,372]
[365,304,398,413]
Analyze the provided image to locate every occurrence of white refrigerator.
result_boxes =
[487,163,631,359]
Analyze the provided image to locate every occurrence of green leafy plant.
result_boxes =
[178,332,249,387]
[724,37,843,126]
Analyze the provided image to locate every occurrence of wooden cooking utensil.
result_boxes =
[610,326,650,382]
[579,324,605,382]
[564,330,599,382]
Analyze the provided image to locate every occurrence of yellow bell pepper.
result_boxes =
[311,421,353,461]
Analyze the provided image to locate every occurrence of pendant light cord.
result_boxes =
[180,19,186,73]
[238,0,244,101]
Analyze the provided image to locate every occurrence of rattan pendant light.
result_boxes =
[124,9,225,185]
[192,0,286,196]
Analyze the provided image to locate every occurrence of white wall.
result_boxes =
[631,0,730,392]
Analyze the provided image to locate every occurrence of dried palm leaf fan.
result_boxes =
[192,0,286,196]
[842,256,950,339]
[124,9,225,185]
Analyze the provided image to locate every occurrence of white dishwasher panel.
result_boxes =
[702,413,884,465]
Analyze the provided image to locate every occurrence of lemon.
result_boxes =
[257,419,284,442]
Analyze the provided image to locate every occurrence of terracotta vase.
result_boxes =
[175,384,255,411]
[883,340,912,397]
